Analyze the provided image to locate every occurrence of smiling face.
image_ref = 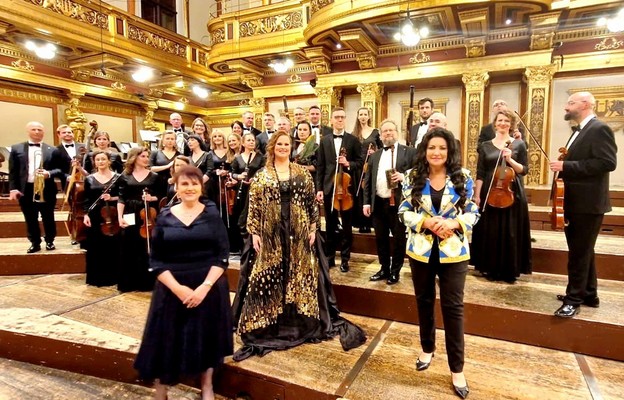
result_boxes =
[211,131,225,147]
[494,112,512,135]
[137,151,150,168]
[228,135,241,151]
[379,121,398,148]
[57,126,74,144]
[242,112,254,127]
[231,123,243,135]
[273,133,292,162]
[309,108,321,125]
[193,121,206,135]
[426,136,448,170]
[176,175,202,203]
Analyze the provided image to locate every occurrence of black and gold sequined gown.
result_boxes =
[83,173,121,287]
[233,164,366,361]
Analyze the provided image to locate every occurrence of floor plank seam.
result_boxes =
[44,293,122,318]
[334,319,393,398]
[575,353,603,400]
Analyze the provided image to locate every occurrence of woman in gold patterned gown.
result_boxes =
[233,130,366,361]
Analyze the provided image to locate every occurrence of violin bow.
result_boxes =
[356,143,374,197]
[406,85,415,146]
[143,188,151,254]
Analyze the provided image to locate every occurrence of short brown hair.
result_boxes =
[173,165,204,186]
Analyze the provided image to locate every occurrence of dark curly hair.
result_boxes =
[409,128,468,210]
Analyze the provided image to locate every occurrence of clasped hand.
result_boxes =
[176,284,209,308]
[424,216,456,239]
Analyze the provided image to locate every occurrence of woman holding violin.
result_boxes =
[117,147,164,292]
[191,117,211,151]
[352,107,381,234]
[83,131,124,174]
[82,150,122,287]
[207,130,232,226]
[472,110,532,283]
[149,131,179,187]
[161,155,191,208]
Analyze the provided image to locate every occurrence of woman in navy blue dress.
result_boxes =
[135,166,233,400]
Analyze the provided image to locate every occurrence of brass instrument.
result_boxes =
[33,149,45,202]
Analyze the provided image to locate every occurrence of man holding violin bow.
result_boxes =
[363,119,417,284]
[549,91,617,318]
[316,107,363,272]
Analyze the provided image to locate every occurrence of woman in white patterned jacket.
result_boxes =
[398,127,479,400]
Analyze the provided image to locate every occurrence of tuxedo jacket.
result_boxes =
[243,126,262,137]
[409,121,428,147]
[315,132,363,195]
[255,131,272,154]
[9,142,61,201]
[560,117,617,215]
[52,143,87,188]
[363,144,417,212]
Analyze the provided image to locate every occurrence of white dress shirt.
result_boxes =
[375,142,398,198]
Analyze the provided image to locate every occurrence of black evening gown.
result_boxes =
[83,173,121,287]
[117,171,163,292]
[355,129,381,230]
[83,151,124,174]
[150,149,179,187]
[134,203,233,385]
[233,180,366,361]
[471,140,532,282]
[206,151,232,228]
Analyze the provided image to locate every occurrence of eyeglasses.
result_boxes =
[333,115,346,119]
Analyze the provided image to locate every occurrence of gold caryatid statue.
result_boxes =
[64,98,88,142]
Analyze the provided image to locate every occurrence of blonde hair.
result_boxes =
[210,129,227,150]
[226,133,242,162]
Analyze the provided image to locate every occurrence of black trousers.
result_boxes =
[323,194,353,263]
[18,183,56,245]
[410,254,467,373]
[563,212,604,306]
[372,196,406,275]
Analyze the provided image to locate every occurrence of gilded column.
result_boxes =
[523,65,557,185]
[64,93,88,143]
[357,83,384,129]
[461,72,489,176]
[314,87,342,127]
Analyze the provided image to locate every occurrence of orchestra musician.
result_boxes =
[226,132,243,253]
[549,91,617,318]
[207,130,231,224]
[363,119,416,284]
[471,110,532,283]
[149,130,180,188]
[82,150,121,286]
[169,112,192,156]
[83,131,124,174]
[162,155,191,207]
[409,97,434,148]
[51,124,86,190]
[241,111,262,136]
[191,117,211,151]
[292,121,318,188]
[9,121,61,253]
[255,112,276,154]
[231,120,244,136]
[308,105,333,143]
[315,107,363,272]
[117,147,164,292]
[477,100,523,150]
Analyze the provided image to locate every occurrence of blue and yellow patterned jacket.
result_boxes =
[398,169,479,263]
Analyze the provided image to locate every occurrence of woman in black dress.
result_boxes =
[207,130,231,226]
[225,132,243,253]
[191,117,211,151]
[82,150,122,286]
[82,131,124,174]
[352,107,381,233]
[116,147,164,292]
[188,135,213,182]
[161,155,191,208]
[292,121,318,189]
[149,131,179,187]
[472,109,532,283]
[135,166,233,400]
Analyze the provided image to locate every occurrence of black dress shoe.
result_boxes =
[328,259,336,268]
[554,304,580,318]
[556,294,599,308]
[45,242,56,251]
[370,270,389,281]
[27,245,41,254]
[340,261,349,272]
[387,273,400,285]
[453,383,470,399]
[416,353,434,371]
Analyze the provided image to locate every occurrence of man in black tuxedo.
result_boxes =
[316,107,363,272]
[409,97,433,148]
[242,111,262,137]
[9,122,61,253]
[169,112,192,155]
[308,105,333,144]
[255,112,276,154]
[51,124,86,189]
[363,119,417,284]
[550,91,617,318]
[291,107,307,139]
[477,99,523,150]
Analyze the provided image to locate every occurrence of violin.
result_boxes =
[356,143,375,197]
[100,201,120,236]
[486,140,515,209]
[332,147,354,212]
[226,175,236,216]
[140,188,157,253]
[551,147,567,230]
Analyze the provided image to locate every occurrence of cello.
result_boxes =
[331,147,354,212]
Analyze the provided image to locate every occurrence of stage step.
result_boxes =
[0,238,84,275]
[0,211,70,238]
[529,206,624,235]
[526,185,624,207]
[0,357,211,400]
[1,274,623,400]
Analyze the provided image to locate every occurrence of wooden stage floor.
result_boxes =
[1,272,623,400]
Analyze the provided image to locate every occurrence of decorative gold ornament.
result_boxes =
[239,12,303,37]
[111,81,126,91]
[11,59,34,71]
[70,69,91,82]
[64,97,87,143]
[287,74,302,83]
[356,53,376,70]
[315,87,341,103]
[128,25,187,58]
[248,97,265,109]
[524,65,556,86]
[143,109,159,131]
[357,83,383,101]
[409,52,431,64]
[29,0,108,29]
[595,37,624,51]
[211,28,226,44]
[241,74,264,88]
[462,72,489,92]
[310,0,334,15]
[311,59,331,75]
[465,38,486,58]
[148,88,164,98]
[530,32,554,51]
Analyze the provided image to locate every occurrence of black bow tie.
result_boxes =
[312,125,319,129]
[64,144,74,148]
[267,130,274,134]
[333,134,343,139]
[384,146,393,151]
[174,128,183,132]
[29,143,41,147]
[571,125,580,133]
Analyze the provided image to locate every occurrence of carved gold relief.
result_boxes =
[70,69,91,82]
[239,12,303,37]
[311,59,331,75]
[111,81,126,91]
[211,28,226,44]
[143,109,159,131]
[409,52,431,64]
[310,0,334,15]
[462,72,489,92]
[11,59,34,71]
[315,87,341,103]
[287,74,301,83]
[465,92,483,175]
[241,74,263,88]
[524,65,556,85]
[128,25,187,58]
[526,88,546,185]
[357,83,383,101]
[531,32,554,51]
[356,53,376,70]
[248,97,265,109]
[27,0,108,29]
[148,88,164,98]
[64,97,87,143]
[0,87,62,104]
[465,38,486,58]
[595,37,624,51]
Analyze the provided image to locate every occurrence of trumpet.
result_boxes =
[33,149,45,203]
